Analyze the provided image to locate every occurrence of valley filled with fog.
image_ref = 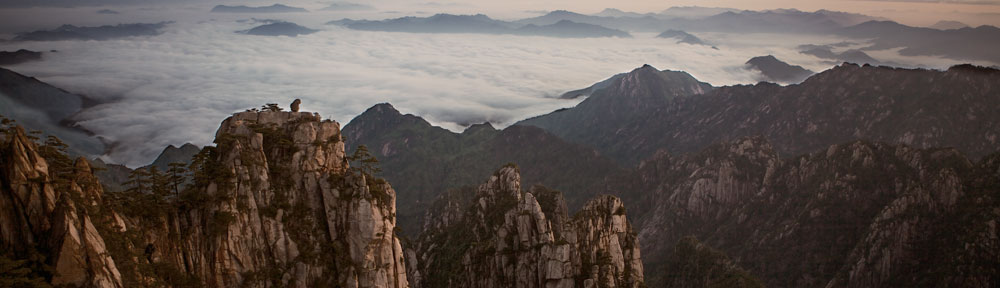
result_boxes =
[3,2,1000,288]
[0,3,994,167]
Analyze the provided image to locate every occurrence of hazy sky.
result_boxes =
[1,0,999,28]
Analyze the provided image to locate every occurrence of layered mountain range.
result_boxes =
[328,14,631,38]
[210,4,308,13]
[1,106,646,287]
[341,63,1000,287]
[11,23,170,41]
[323,8,999,64]
[2,60,999,287]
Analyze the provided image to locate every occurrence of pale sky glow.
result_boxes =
[0,0,999,31]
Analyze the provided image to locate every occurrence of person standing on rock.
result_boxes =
[291,98,301,112]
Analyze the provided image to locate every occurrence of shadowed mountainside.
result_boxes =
[519,63,1000,165]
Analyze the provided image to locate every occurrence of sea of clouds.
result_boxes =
[0,7,959,167]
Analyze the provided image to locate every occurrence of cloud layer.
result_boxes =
[0,15,964,167]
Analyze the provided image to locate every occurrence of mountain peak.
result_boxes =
[545,10,584,17]
[147,142,201,171]
[947,64,1000,75]
[619,65,708,95]
[626,64,664,78]
[369,102,400,114]
[930,20,969,30]
[463,122,497,134]
[749,54,778,62]
[745,55,814,83]
[350,103,411,126]
[344,103,437,146]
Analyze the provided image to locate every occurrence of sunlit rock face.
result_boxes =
[1,110,409,288]
[408,165,644,288]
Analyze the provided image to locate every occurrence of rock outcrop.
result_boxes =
[120,110,408,287]
[409,165,643,288]
[0,126,124,287]
[1,109,410,288]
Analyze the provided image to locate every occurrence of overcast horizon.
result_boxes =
[2,0,1000,33]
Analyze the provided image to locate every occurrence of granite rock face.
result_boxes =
[629,136,1000,287]
[0,127,124,288]
[409,165,643,288]
[1,110,410,288]
[129,110,408,287]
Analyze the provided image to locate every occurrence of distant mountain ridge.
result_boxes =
[519,8,997,63]
[798,44,883,65]
[329,13,631,38]
[515,8,885,33]
[929,20,969,30]
[321,2,374,11]
[241,22,317,36]
[210,4,308,13]
[324,7,998,63]
[744,55,814,83]
[838,20,1000,63]
[0,49,42,66]
[12,22,169,41]
[656,29,708,45]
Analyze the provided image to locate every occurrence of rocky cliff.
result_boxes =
[1,126,124,287]
[630,136,999,287]
[408,165,643,288]
[1,109,410,287]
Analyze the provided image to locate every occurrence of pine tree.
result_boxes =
[149,166,171,202]
[38,136,74,186]
[349,145,381,177]
[167,162,188,199]
[124,167,151,195]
